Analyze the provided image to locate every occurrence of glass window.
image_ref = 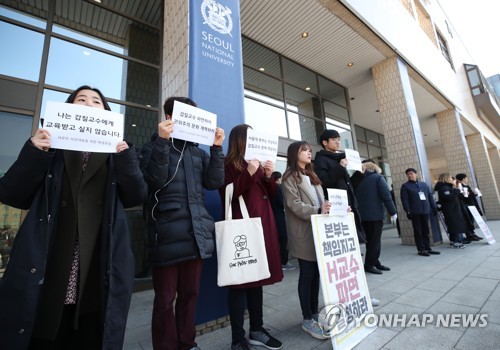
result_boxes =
[244,97,287,138]
[122,105,159,148]
[243,38,281,79]
[244,68,284,106]
[318,76,346,107]
[53,24,124,55]
[324,100,349,123]
[365,130,380,146]
[0,5,47,28]
[354,125,365,142]
[467,69,480,87]
[380,135,386,148]
[282,58,318,94]
[46,38,124,100]
[0,21,44,81]
[357,141,369,158]
[0,112,33,174]
[284,84,319,119]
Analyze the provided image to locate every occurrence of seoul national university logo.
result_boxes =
[201,0,233,37]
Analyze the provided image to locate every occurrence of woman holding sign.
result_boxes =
[0,85,147,349]
[281,141,331,340]
[219,124,283,350]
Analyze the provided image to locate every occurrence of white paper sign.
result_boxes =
[43,101,124,153]
[345,149,362,171]
[475,188,482,197]
[170,101,217,146]
[468,206,495,244]
[311,213,376,350]
[327,189,349,216]
[244,129,279,164]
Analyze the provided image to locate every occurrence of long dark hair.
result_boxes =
[226,124,252,171]
[283,141,321,185]
[65,85,111,111]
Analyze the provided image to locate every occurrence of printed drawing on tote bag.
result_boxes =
[215,183,270,286]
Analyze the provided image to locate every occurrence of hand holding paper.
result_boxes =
[263,160,275,178]
[214,127,225,146]
[247,159,260,176]
[30,128,51,152]
[158,120,174,140]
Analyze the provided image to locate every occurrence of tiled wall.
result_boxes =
[466,133,500,219]
[163,0,190,100]
[372,56,422,245]
[435,109,470,177]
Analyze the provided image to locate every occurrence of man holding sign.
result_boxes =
[140,97,225,350]
[315,129,366,245]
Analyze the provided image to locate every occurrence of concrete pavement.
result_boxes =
[124,220,500,350]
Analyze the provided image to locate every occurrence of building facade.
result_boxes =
[1,0,499,328]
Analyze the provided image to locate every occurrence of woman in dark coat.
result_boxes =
[0,86,147,349]
[219,124,283,350]
[434,173,467,248]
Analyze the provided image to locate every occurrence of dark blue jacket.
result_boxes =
[400,180,436,215]
[356,171,397,221]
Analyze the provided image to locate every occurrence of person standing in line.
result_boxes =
[455,173,483,242]
[400,168,441,256]
[281,141,331,340]
[270,171,295,271]
[314,129,367,245]
[0,85,147,349]
[140,97,225,350]
[434,173,471,248]
[355,162,398,274]
[219,124,283,350]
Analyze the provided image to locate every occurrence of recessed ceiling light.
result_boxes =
[301,32,309,38]
[83,51,91,56]
[146,104,151,107]
[132,124,137,127]
[259,67,265,71]
[347,62,354,67]
[94,0,102,3]
[305,87,311,91]
[369,140,373,143]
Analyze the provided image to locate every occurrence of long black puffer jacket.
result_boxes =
[140,134,224,266]
[434,181,468,235]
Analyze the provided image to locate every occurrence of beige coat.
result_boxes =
[282,172,325,261]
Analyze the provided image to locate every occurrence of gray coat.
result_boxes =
[282,172,324,262]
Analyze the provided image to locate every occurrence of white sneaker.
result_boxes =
[371,298,380,306]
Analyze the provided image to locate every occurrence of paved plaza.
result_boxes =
[124,220,500,350]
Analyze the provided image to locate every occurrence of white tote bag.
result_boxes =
[215,183,271,287]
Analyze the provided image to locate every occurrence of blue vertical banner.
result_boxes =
[189,0,245,140]
[188,0,245,324]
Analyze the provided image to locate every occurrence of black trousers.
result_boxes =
[411,214,431,252]
[362,220,384,268]
[297,259,320,320]
[228,286,263,345]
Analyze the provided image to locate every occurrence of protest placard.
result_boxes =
[345,149,362,172]
[327,189,349,216]
[43,101,124,153]
[311,213,376,350]
[244,129,279,164]
[170,100,217,146]
[468,206,496,244]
